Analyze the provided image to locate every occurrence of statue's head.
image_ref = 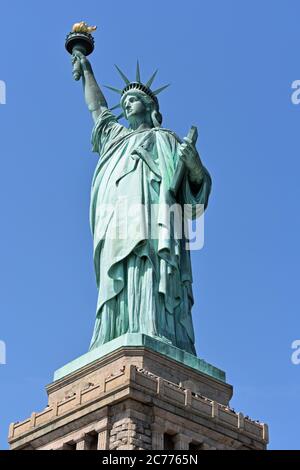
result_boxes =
[121,89,162,128]
[105,62,169,129]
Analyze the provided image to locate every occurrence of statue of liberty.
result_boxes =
[71,48,212,356]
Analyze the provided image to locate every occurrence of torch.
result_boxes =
[65,22,97,81]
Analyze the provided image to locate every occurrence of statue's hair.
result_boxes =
[121,91,163,127]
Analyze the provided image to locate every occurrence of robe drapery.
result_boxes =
[89,110,211,355]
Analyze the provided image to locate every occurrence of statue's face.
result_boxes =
[123,93,147,119]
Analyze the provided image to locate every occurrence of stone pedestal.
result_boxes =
[8,335,268,450]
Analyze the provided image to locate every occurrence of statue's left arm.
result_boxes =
[178,137,206,192]
[177,137,212,216]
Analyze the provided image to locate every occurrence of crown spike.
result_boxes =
[104,85,123,94]
[136,60,141,83]
[152,84,170,95]
[114,64,130,85]
[146,69,158,88]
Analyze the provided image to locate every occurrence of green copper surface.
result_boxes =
[70,52,212,358]
[54,334,225,383]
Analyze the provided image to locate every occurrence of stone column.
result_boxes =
[95,423,111,450]
[173,434,191,450]
[75,434,96,450]
[76,439,88,450]
[151,423,164,450]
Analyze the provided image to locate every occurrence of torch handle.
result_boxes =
[73,58,81,81]
[71,45,87,81]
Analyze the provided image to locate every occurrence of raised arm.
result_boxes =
[72,50,108,123]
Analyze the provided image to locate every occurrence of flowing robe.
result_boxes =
[89,110,211,355]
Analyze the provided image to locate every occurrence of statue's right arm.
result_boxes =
[72,50,108,123]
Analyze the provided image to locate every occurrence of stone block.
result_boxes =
[8,346,267,451]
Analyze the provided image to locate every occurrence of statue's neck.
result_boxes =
[135,123,153,131]
[128,115,153,131]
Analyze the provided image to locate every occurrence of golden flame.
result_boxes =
[72,22,97,34]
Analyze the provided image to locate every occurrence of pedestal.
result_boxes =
[8,335,268,450]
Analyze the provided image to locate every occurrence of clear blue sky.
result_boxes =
[1,0,299,450]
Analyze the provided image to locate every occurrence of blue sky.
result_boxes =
[1,0,299,450]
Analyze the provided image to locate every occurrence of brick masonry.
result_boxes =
[8,349,268,450]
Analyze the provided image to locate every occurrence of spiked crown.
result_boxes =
[105,61,170,120]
